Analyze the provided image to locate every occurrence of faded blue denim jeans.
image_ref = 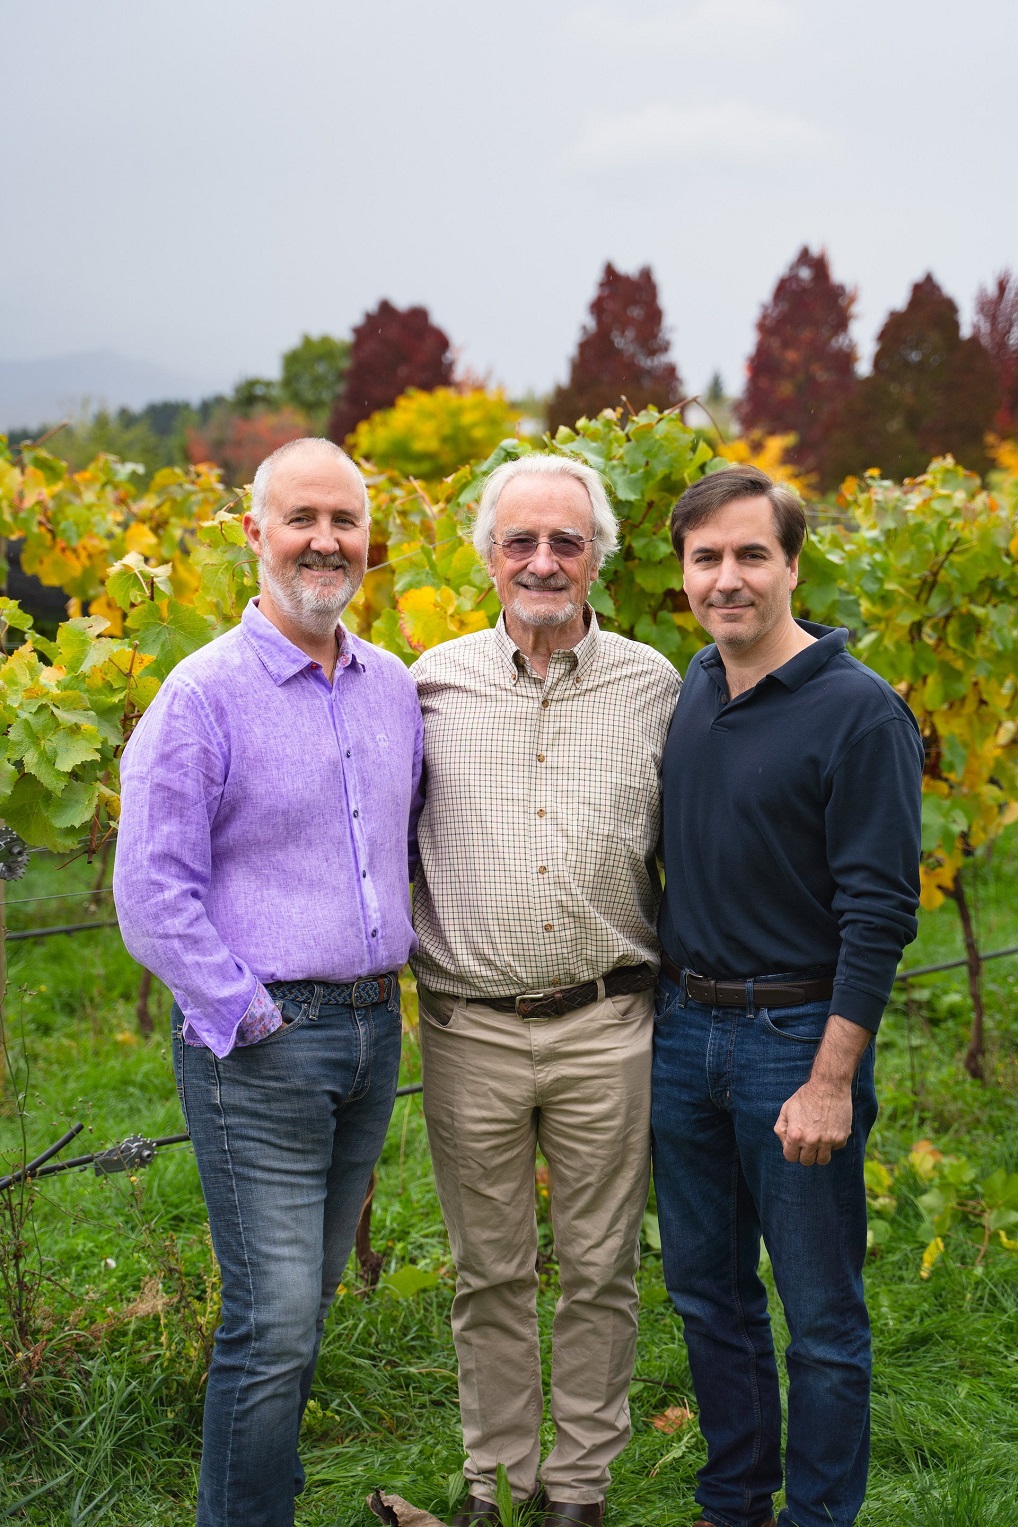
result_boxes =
[651,971,877,1527]
[172,983,402,1527]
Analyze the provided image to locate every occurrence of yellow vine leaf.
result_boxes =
[716,432,815,497]
[397,586,488,653]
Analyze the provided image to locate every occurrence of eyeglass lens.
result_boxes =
[499,535,587,560]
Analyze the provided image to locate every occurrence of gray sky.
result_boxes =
[3,0,1016,403]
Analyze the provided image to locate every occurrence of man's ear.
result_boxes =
[242,511,263,556]
[788,553,800,593]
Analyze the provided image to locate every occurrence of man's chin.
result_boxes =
[507,596,580,629]
[263,568,356,634]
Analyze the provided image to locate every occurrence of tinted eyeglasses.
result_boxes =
[491,534,593,562]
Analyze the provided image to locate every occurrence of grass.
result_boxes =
[2,840,1018,1526]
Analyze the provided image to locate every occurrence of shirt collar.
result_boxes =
[240,599,364,686]
[700,620,847,696]
[770,622,848,690]
[493,606,601,680]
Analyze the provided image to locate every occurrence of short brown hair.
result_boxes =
[670,464,807,563]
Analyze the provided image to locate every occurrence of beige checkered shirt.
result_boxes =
[409,610,682,999]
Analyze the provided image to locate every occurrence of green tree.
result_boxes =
[280,334,350,431]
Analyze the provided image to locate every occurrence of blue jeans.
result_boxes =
[172,984,402,1527]
[651,972,877,1527]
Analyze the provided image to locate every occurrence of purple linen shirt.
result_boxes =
[113,600,423,1057]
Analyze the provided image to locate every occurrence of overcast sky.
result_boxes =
[3,0,1016,403]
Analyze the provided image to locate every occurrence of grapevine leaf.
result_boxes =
[107,551,174,612]
[47,778,100,829]
[49,728,102,773]
[126,597,213,678]
[0,757,18,807]
[3,772,78,852]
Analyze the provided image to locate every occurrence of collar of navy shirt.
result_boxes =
[699,619,848,703]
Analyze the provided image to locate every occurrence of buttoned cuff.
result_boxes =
[233,981,285,1046]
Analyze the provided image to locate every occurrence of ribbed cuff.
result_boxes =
[830,982,886,1033]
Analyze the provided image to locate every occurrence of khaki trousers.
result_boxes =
[418,986,653,1504]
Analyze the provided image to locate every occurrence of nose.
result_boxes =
[309,518,341,552]
[527,540,560,577]
[715,552,744,592]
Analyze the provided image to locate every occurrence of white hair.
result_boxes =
[249,436,368,526]
[471,454,620,569]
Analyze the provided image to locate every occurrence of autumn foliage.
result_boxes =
[186,408,307,488]
[827,275,998,483]
[328,301,454,444]
[738,247,857,490]
[547,264,681,435]
[974,269,1018,438]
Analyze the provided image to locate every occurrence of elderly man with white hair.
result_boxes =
[410,454,681,1527]
[114,437,422,1527]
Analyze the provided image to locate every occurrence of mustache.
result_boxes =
[297,552,349,571]
[707,594,753,607]
[514,573,570,591]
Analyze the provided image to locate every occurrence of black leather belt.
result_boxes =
[481,963,657,1021]
[660,951,833,1009]
[266,974,398,1008]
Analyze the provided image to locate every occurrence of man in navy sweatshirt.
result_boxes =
[652,464,923,1527]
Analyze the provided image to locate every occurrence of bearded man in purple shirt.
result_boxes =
[114,437,423,1527]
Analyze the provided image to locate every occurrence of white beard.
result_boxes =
[260,550,357,638]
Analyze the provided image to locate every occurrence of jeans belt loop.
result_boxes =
[746,978,755,1017]
[595,976,606,1002]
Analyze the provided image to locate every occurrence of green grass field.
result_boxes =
[2,841,1017,1526]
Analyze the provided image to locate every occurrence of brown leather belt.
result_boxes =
[480,963,657,1020]
[660,951,833,1009]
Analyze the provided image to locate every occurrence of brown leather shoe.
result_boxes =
[543,1504,605,1527]
[451,1498,500,1527]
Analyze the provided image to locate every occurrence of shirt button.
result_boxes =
[371,929,377,938]
[310,662,320,670]
[537,753,546,762]
[551,978,560,988]
[541,699,549,708]
[346,749,351,758]
[538,865,548,874]
[537,808,546,818]
[362,870,367,878]
[544,923,554,932]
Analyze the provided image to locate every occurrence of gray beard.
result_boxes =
[260,554,357,638]
[505,593,582,629]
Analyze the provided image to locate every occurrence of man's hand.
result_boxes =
[774,1013,873,1166]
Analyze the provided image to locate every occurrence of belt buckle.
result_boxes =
[515,989,557,1022]
[351,978,378,1008]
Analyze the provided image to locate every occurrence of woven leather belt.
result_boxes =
[266,974,398,1008]
[660,951,833,1009]
[482,963,657,1021]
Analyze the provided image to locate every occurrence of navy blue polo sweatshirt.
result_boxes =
[658,621,924,1032]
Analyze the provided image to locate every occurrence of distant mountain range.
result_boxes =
[0,349,205,432]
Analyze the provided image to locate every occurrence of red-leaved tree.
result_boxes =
[547,264,681,434]
[974,269,1018,438]
[738,247,858,489]
[328,301,453,443]
[187,408,307,487]
[826,274,998,482]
